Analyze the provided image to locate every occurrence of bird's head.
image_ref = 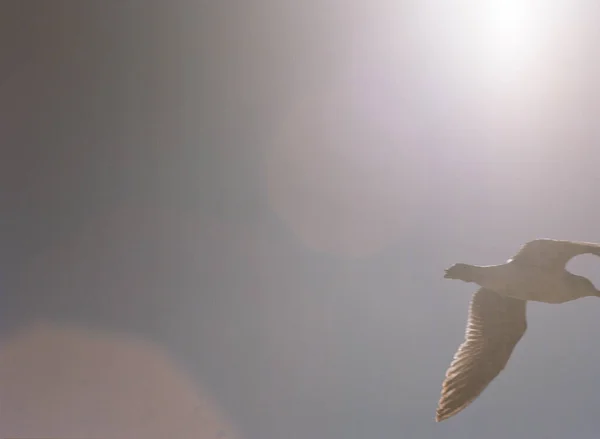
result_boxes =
[444,263,475,282]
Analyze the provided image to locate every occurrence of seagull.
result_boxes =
[436,238,600,422]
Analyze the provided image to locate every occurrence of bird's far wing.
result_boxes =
[508,239,600,270]
[436,288,527,422]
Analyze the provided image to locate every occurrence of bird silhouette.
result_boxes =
[436,239,600,422]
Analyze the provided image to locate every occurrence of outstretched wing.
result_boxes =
[508,239,600,271]
[436,288,527,422]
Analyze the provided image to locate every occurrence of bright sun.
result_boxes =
[475,0,548,81]
[391,0,569,89]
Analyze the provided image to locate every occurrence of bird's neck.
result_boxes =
[463,264,499,284]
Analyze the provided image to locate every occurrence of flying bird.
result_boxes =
[436,238,600,422]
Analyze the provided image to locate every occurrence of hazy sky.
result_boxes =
[3,1,600,438]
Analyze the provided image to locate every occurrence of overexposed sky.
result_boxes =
[3,1,600,438]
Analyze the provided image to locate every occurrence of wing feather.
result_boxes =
[509,239,600,270]
[436,288,527,422]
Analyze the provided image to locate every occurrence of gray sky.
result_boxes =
[3,1,600,438]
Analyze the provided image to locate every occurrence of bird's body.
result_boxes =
[451,262,594,304]
[436,239,600,422]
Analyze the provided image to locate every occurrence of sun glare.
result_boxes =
[376,1,569,92]
[474,1,557,84]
